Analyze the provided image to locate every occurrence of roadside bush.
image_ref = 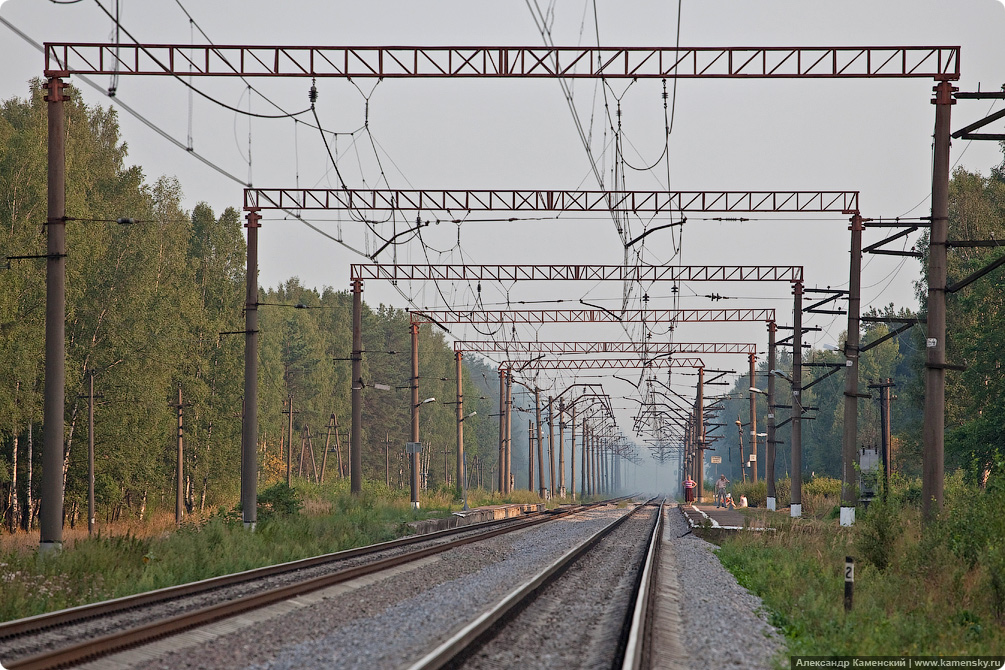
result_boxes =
[256,483,303,521]
[854,493,902,571]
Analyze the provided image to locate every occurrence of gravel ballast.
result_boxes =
[664,504,785,669]
[63,501,785,670]
[105,504,636,670]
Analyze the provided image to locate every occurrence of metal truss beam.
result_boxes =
[455,340,756,355]
[245,189,859,214]
[353,264,802,283]
[508,357,705,371]
[44,44,960,80]
[410,308,776,325]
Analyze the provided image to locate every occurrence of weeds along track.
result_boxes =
[409,498,665,670]
[0,497,632,670]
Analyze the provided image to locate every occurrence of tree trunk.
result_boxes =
[138,490,147,521]
[26,421,33,530]
[9,432,19,533]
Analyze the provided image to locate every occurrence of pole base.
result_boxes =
[840,506,855,527]
[243,521,256,532]
[39,541,62,555]
[766,496,776,511]
[411,501,421,510]
[790,503,802,518]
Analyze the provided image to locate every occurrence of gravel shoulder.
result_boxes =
[664,504,786,669]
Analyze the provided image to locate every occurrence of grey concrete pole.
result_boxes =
[456,351,464,499]
[548,396,556,496]
[505,371,512,493]
[841,213,864,526]
[41,76,68,553]
[749,354,758,484]
[924,80,954,521]
[497,368,506,493]
[791,280,804,517]
[527,419,534,492]
[241,209,260,530]
[697,368,704,502]
[535,389,545,498]
[410,323,420,508]
[570,403,577,500]
[581,418,587,498]
[350,279,363,495]
[766,321,778,511]
[558,398,566,497]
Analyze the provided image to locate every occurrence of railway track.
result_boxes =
[0,497,633,670]
[409,497,666,670]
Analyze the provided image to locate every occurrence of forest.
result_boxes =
[2,81,1004,532]
[0,82,512,532]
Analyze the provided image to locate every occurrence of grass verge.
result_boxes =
[0,479,551,623]
[712,473,1005,657]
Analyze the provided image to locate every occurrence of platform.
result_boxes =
[679,503,748,530]
[406,503,544,534]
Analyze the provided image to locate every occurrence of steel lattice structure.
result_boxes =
[352,264,803,283]
[44,44,960,80]
[455,340,756,355]
[244,188,859,214]
[507,357,705,371]
[410,308,776,325]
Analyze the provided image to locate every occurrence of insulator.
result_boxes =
[309,84,318,104]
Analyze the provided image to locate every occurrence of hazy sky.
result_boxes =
[3,1,1004,486]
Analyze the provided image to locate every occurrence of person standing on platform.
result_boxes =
[683,476,697,504]
[715,474,730,508]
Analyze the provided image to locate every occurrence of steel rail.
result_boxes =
[406,497,661,670]
[621,499,666,669]
[3,500,627,670]
[0,507,552,641]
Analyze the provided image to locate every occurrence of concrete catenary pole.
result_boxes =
[697,368,705,502]
[456,351,465,499]
[791,280,804,518]
[581,417,588,498]
[766,321,778,511]
[535,389,545,498]
[841,212,865,526]
[570,402,577,500]
[410,323,421,508]
[527,418,535,492]
[548,396,556,496]
[924,80,954,521]
[497,368,506,493]
[505,370,513,492]
[350,279,364,495]
[241,208,260,530]
[558,398,566,497]
[749,353,758,484]
[41,75,68,553]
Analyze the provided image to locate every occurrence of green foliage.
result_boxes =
[255,483,303,521]
[854,495,901,571]
[716,474,1005,655]
[0,479,436,621]
[0,84,507,532]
